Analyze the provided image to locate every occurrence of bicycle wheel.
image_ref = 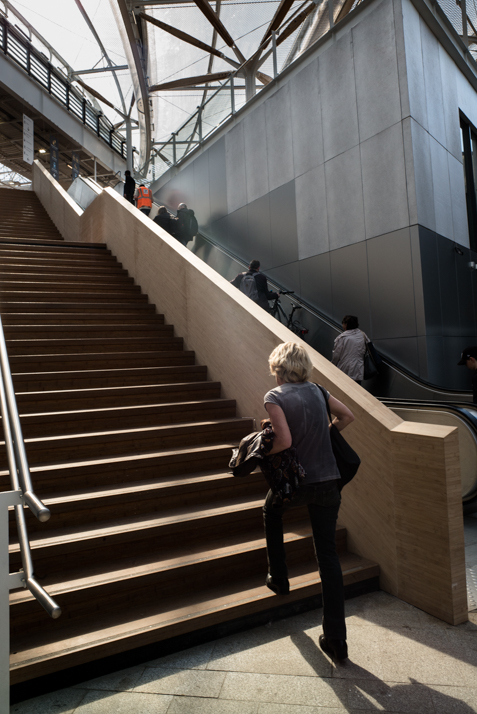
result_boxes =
[291,321,309,340]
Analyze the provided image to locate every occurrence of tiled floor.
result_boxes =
[11,515,477,714]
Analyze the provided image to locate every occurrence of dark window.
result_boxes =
[461,117,477,251]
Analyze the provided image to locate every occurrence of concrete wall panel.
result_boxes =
[361,123,409,238]
[319,33,359,162]
[265,86,295,192]
[367,228,417,339]
[225,123,247,213]
[353,0,402,142]
[325,145,365,250]
[295,164,328,259]
[243,104,269,203]
[290,57,323,178]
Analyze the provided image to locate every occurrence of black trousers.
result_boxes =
[263,482,346,640]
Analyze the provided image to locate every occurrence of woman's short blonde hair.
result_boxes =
[268,341,313,383]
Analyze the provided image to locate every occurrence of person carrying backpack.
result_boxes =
[176,203,199,245]
[231,260,278,313]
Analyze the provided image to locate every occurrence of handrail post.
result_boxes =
[462,0,469,46]
[197,105,203,143]
[172,132,177,165]
[272,31,278,78]
[230,75,235,115]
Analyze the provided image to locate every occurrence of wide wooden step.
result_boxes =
[14,469,265,535]
[9,552,379,684]
[1,417,253,467]
[16,380,220,412]
[5,324,170,340]
[1,443,234,494]
[6,336,181,355]
[11,364,208,391]
[9,349,196,372]
[17,397,237,438]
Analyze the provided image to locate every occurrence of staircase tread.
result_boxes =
[19,398,235,420]
[9,554,379,669]
[16,380,219,398]
[1,442,235,480]
[9,496,266,552]
[2,416,250,447]
[9,522,315,600]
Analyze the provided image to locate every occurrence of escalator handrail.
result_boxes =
[193,230,473,399]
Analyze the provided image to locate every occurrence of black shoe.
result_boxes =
[319,634,348,661]
[265,574,290,595]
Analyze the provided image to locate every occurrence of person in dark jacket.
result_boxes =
[123,170,135,204]
[176,203,198,245]
[231,260,278,312]
[153,206,177,237]
[458,346,477,403]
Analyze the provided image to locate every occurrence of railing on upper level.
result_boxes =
[0,14,127,160]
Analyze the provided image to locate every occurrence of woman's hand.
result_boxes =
[264,403,292,453]
[328,395,354,431]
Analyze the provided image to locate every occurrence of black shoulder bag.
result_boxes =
[317,385,361,489]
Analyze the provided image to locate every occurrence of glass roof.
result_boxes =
[4,0,476,183]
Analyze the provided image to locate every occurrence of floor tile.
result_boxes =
[207,625,331,677]
[72,665,145,691]
[219,672,348,707]
[134,666,226,697]
[167,696,258,713]
[72,690,172,713]
[144,642,215,670]
[429,684,477,713]
[347,678,435,713]
[10,688,87,714]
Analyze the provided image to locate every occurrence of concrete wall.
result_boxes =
[33,160,468,625]
[153,0,477,391]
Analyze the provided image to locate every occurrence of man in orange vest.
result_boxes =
[136,184,153,216]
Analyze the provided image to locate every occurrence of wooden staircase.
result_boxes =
[0,188,379,686]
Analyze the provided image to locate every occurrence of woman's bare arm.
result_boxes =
[264,403,292,453]
[328,395,354,431]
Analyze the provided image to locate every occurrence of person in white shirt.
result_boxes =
[332,315,369,384]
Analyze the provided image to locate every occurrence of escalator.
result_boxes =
[190,231,477,510]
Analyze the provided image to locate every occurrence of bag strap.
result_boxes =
[315,383,332,425]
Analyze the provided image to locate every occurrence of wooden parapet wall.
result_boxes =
[33,160,467,625]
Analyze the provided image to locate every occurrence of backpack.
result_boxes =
[240,272,259,302]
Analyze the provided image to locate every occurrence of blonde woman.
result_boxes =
[264,342,354,661]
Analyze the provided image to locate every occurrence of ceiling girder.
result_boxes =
[149,71,233,91]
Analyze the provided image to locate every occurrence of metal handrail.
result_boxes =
[0,314,61,619]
